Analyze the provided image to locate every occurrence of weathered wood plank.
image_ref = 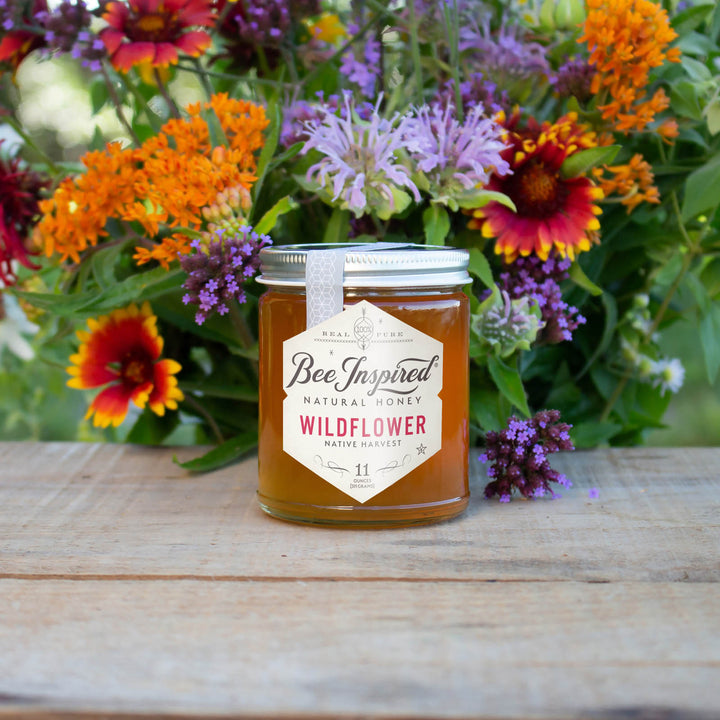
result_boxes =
[0,442,718,582]
[0,579,718,720]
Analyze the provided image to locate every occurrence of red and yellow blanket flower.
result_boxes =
[0,0,48,75]
[100,0,215,73]
[467,112,603,263]
[67,302,184,428]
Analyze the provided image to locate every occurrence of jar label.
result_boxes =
[282,300,443,503]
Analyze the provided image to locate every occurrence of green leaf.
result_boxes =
[423,204,450,245]
[672,3,714,35]
[683,271,712,314]
[175,430,257,473]
[180,381,258,402]
[90,79,110,115]
[323,207,351,244]
[577,292,617,379]
[455,189,516,211]
[700,257,720,298]
[90,241,129,290]
[470,384,504,432]
[487,355,530,417]
[681,154,720,222]
[681,56,713,83]
[254,195,298,236]
[670,80,703,121]
[81,267,185,315]
[560,145,620,178]
[125,409,180,445]
[699,302,720,384]
[467,248,495,289]
[570,421,621,448]
[251,102,281,209]
[568,260,603,296]
[705,98,720,135]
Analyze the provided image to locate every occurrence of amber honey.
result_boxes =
[257,244,470,527]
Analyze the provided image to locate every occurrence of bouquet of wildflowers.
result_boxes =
[1,0,719,496]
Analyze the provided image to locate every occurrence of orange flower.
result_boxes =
[468,113,603,263]
[593,153,659,213]
[578,0,680,133]
[36,94,268,267]
[67,302,184,428]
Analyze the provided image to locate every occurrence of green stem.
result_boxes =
[190,57,215,102]
[4,116,62,175]
[229,301,259,382]
[182,394,225,444]
[599,187,704,423]
[101,65,141,145]
[407,0,424,104]
[153,68,180,118]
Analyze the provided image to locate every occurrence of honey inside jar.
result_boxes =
[256,244,470,527]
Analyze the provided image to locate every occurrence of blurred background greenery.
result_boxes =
[2,50,718,446]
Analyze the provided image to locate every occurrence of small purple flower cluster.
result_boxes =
[460,21,550,81]
[499,254,586,344]
[233,0,291,47]
[480,410,574,502]
[551,57,595,102]
[280,93,373,149]
[435,73,510,116]
[179,226,272,326]
[339,23,382,98]
[35,1,106,71]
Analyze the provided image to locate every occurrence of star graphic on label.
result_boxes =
[416,443,427,455]
[329,349,334,356]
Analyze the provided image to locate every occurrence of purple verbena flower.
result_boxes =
[434,73,510,116]
[499,254,586,344]
[401,101,510,205]
[301,93,420,218]
[481,409,575,502]
[179,225,272,326]
[551,57,595,102]
[339,23,382,98]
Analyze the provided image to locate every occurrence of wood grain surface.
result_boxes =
[0,442,718,719]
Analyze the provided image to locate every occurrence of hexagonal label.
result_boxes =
[282,300,443,503]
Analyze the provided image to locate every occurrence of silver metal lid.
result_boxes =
[257,243,470,289]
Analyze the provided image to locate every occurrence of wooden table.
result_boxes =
[0,442,718,719]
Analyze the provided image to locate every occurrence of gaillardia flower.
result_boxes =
[100,0,215,73]
[0,0,49,74]
[468,112,603,263]
[67,302,184,428]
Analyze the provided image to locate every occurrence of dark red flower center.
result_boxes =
[126,11,180,42]
[119,351,154,388]
[507,160,565,219]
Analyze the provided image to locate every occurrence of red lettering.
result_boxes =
[299,416,314,434]
[387,417,402,436]
[416,415,426,434]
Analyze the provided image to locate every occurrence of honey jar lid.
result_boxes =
[257,243,470,289]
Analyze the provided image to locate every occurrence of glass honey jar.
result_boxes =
[256,243,470,527]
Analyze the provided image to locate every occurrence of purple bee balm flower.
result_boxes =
[401,101,510,204]
[301,93,420,219]
[482,409,575,502]
[179,225,272,326]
